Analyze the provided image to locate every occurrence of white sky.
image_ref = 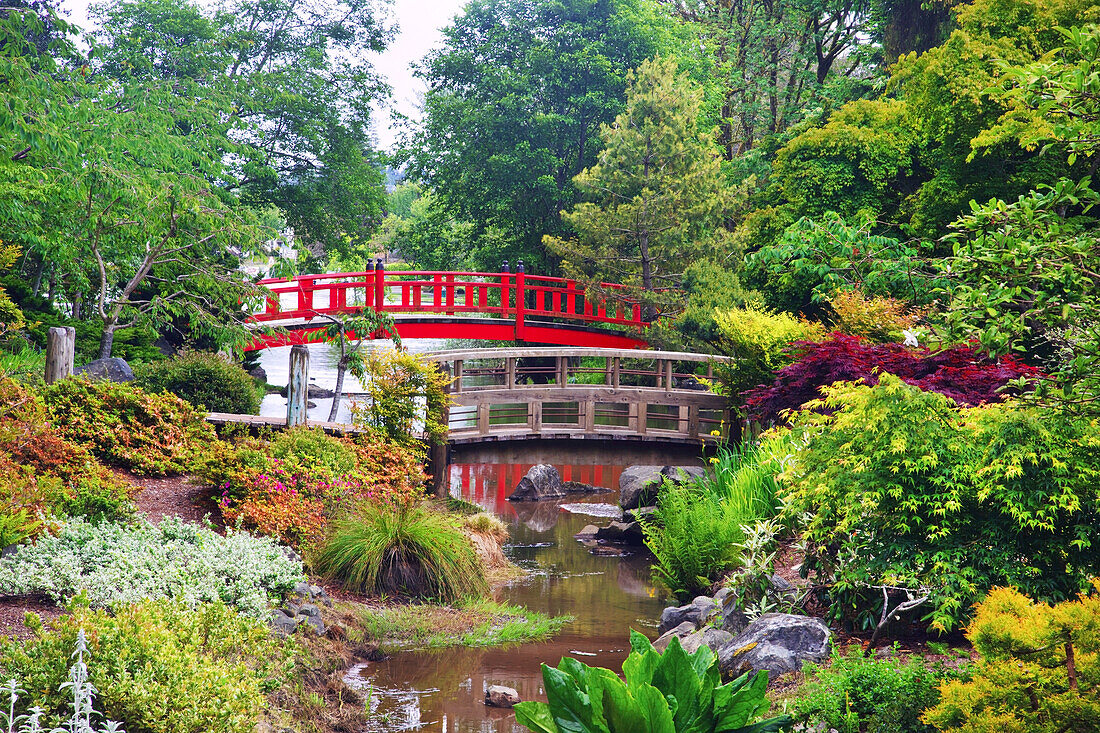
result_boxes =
[57,0,469,151]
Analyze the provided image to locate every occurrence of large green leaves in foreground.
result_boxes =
[513,631,791,733]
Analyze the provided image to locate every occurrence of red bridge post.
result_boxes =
[515,259,525,341]
[374,259,385,310]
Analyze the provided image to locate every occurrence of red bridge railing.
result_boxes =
[251,261,646,342]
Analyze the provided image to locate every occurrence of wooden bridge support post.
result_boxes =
[530,401,543,433]
[505,357,516,389]
[287,345,310,428]
[453,359,463,393]
[44,326,75,384]
[428,364,451,498]
[583,401,596,433]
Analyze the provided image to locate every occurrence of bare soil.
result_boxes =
[121,469,223,527]
[0,594,64,641]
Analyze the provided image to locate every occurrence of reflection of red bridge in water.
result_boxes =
[246,265,650,350]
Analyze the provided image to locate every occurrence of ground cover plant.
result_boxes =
[513,630,790,733]
[778,374,1100,632]
[41,379,215,476]
[0,517,305,619]
[644,439,784,601]
[923,582,1100,732]
[0,378,135,525]
[792,647,968,733]
[0,600,291,733]
[133,351,262,415]
[314,501,488,602]
[209,428,424,552]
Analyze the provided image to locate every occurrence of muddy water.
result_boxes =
[345,443,702,732]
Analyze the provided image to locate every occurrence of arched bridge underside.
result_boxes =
[424,348,731,446]
[246,269,650,350]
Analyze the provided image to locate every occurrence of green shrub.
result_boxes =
[268,427,358,477]
[0,508,39,548]
[923,582,1100,733]
[780,374,1100,632]
[712,304,824,411]
[793,647,966,733]
[0,600,291,733]
[644,441,782,601]
[133,352,262,414]
[513,630,790,733]
[315,502,487,602]
[41,379,215,475]
[0,517,305,619]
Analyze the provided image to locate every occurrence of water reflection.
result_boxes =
[350,444,703,732]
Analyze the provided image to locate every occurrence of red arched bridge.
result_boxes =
[246,263,650,350]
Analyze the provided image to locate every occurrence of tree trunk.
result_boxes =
[99,322,116,360]
[328,337,347,423]
[639,230,654,322]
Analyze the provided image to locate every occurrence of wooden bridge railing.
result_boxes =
[423,348,732,445]
[251,262,646,340]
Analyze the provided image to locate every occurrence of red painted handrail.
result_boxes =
[250,269,647,337]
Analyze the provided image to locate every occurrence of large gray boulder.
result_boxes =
[717,613,831,679]
[619,464,706,510]
[652,621,696,652]
[484,685,521,708]
[75,357,133,382]
[507,464,565,501]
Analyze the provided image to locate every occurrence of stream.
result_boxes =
[344,443,702,733]
[253,341,703,732]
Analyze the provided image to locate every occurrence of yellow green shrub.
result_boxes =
[827,286,925,343]
[923,582,1100,732]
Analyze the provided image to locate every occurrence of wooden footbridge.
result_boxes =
[246,263,650,350]
[424,348,730,446]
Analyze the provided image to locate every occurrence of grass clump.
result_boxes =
[644,439,783,601]
[315,502,488,602]
[356,599,571,650]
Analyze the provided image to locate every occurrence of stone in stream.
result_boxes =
[717,613,831,678]
[595,520,644,545]
[574,524,600,539]
[619,465,706,510]
[485,685,521,708]
[507,465,608,501]
[75,357,134,382]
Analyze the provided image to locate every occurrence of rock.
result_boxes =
[652,621,697,652]
[619,464,707,510]
[294,581,312,596]
[590,545,626,557]
[595,521,644,545]
[618,466,665,510]
[279,384,335,398]
[717,613,831,679]
[507,464,565,501]
[658,597,718,634]
[681,627,735,655]
[714,587,733,604]
[720,600,750,636]
[298,603,321,618]
[75,357,134,383]
[484,685,521,708]
[302,614,326,636]
[622,506,658,524]
[248,366,268,382]
[270,609,298,637]
[574,525,600,539]
[1,544,18,560]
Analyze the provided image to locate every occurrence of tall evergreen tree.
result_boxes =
[545,57,729,317]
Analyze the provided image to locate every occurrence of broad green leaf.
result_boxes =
[513,702,559,733]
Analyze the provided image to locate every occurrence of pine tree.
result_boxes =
[545,56,729,318]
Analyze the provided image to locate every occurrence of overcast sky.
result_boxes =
[57,0,469,150]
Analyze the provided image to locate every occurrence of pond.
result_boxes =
[343,442,702,732]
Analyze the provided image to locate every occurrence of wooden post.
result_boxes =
[44,326,75,385]
[604,357,611,386]
[612,357,621,389]
[287,345,310,428]
[530,401,543,434]
[505,357,516,389]
[477,403,491,435]
[655,359,665,389]
[665,360,674,390]
[429,364,451,498]
[453,359,463,393]
[637,403,648,435]
[583,400,596,433]
[688,405,701,438]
